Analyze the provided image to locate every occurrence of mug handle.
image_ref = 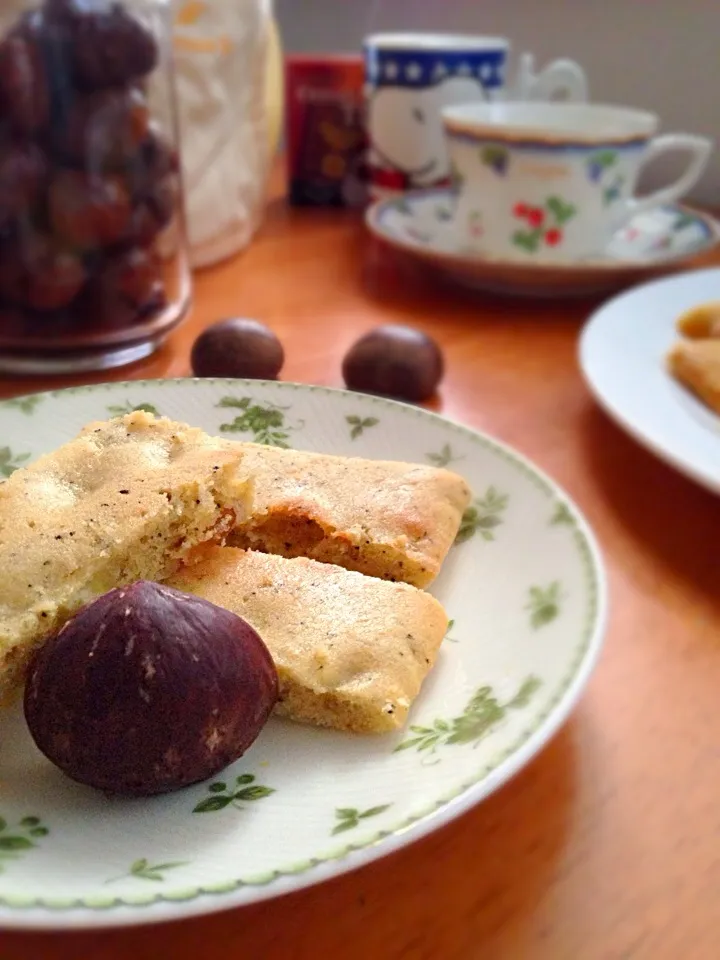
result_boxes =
[517,52,588,102]
[618,134,713,224]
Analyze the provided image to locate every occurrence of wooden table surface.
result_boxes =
[2,188,720,960]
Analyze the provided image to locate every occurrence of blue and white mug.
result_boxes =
[364,33,588,200]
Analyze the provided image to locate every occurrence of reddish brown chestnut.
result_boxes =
[0,143,47,230]
[54,87,150,167]
[63,2,159,90]
[191,319,285,380]
[342,324,444,402]
[24,244,86,310]
[0,31,49,134]
[24,581,279,797]
[103,248,162,304]
[0,230,85,310]
[49,170,132,248]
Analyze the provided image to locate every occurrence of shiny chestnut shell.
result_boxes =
[191,318,285,380]
[24,581,279,796]
[342,324,444,403]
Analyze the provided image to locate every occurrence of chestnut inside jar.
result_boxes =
[0,0,182,345]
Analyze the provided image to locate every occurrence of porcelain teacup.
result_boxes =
[441,101,713,262]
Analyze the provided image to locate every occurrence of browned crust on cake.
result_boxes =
[170,547,448,733]
[224,443,471,587]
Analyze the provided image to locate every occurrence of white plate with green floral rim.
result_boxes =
[366,189,720,299]
[0,378,607,929]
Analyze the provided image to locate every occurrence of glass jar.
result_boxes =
[0,0,191,374]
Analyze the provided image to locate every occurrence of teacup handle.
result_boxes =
[516,52,588,102]
[619,134,713,224]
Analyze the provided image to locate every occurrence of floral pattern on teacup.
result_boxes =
[511,196,577,254]
[585,150,618,183]
[480,145,510,177]
[603,176,625,206]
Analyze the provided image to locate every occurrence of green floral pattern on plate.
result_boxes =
[0,817,49,873]
[0,447,30,478]
[193,773,275,813]
[4,395,43,415]
[455,486,508,543]
[394,677,542,756]
[550,502,574,526]
[332,805,391,835]
[216,396,302,447]
[346,415,379,439]
[107,859,189,884]
[526,582,563,629]
[107,401,160,417]
[673,212,697,232]
[426,443,464,468]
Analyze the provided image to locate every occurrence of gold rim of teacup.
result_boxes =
[442,102,658,148]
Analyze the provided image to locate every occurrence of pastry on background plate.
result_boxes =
[170,546,448,733]
[224,442,471,588]
[675,301,720,339]
[0,412,252,701]
[667,338,720,415]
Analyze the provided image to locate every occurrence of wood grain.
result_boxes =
[2,180,720,960]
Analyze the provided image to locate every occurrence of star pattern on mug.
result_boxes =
[405,61,423,81]
[372,51,507,88]
[383,60,399,80]
[478,62,497,82]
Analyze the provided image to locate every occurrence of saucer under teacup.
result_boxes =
[365,188,720,299]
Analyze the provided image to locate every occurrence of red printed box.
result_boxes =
[285,55,368,208]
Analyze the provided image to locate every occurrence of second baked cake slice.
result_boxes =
[224,442,471,588]
[169,546,448,733]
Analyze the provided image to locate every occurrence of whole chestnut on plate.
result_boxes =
[24,581,279,797]
[192,319,285,380]
[342,324,444,403]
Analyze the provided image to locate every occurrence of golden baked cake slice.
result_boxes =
[224,443,471,588]
[170,546,448,733]
[667,338,720,415]
[0,411,253,701]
